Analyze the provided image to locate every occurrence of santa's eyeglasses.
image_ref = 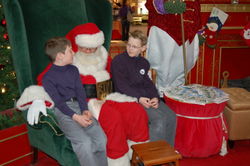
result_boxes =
[78,46,97,52]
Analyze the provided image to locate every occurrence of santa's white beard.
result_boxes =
[73,46,110,82]
[74,47,102,66]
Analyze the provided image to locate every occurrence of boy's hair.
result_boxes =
[45,37,71,62]
[122,0,127,5]
[129,30,147,46]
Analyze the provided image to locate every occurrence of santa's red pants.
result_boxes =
[99,100,149,159]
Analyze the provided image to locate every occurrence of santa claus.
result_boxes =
[36,23,112,99]
[16,23,149,166]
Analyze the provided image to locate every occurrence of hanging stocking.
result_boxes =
[198,7,228,48]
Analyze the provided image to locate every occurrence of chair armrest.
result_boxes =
[23,109,64,136]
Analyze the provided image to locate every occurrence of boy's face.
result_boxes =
[61,45,74,65]
[126,37,146,57]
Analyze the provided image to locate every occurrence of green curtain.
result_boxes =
[3,0,112,93]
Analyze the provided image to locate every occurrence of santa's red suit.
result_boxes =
[16,23,149,165]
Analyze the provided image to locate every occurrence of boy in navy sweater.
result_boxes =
[42,37,107,166]
[111,30,176,146]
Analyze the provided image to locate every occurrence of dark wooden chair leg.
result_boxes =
[138,162,144,166]
[31,147,38,165]
[228,140,235,149]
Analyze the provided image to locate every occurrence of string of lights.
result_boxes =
[0,0,20,111]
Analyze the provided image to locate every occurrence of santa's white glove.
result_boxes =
[27,99,47,125]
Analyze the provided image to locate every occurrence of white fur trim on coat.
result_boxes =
[73,46,110,82]
[108,153,130,166]
[88,93,138,119]
[106,92,138,103]
[75,31,104,48]
[88,99,104,120]
[16,85,54,110]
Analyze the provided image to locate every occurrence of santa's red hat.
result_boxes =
[66,23,104,52]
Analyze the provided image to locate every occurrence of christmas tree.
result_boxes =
[0,0,20,111]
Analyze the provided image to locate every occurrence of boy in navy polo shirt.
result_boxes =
[42,37,107,166]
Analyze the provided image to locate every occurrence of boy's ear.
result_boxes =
[56,52,64,61]
[141,45,147,52]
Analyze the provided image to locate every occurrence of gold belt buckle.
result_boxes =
[96,79,113,100]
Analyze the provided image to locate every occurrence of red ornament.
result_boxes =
[1,19,6,26]
[0,64,5,70]
[240,22,250,46]
[3,33,8,40]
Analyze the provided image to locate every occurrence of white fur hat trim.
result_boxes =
[75,31,104,48]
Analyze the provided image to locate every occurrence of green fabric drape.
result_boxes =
[3,0,112,93]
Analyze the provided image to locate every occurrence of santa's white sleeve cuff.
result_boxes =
[88,99,105,120]
[106,92,138,103]
[16,85,54,110]
[88,92,138,120]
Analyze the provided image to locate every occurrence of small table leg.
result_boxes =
[131,151,138,166]
[175,160,179,166]
[228,140,235,149]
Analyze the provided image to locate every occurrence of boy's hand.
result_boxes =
[72,113,93,127]
[139,97,151,108]
[82,110,93,119]
[150,97,159,109]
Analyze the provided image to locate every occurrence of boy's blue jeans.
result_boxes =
[144,101,177,146]
[54,100,108,166]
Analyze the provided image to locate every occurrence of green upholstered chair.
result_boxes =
[23,109,81,165]
[3,0,112,165]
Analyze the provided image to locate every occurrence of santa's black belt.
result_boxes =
[83,84,97,98]
[83,79,113,99]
